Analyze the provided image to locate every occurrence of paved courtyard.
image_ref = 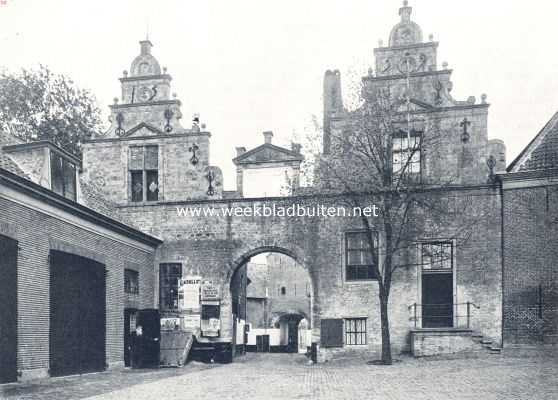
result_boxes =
[2,351,557,400]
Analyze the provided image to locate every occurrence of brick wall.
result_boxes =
[119,187,503,358]
[502,183,558,345]
[0,195,156,378]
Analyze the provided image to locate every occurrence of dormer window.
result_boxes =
[129,145,159,202]
[50,151,77,201]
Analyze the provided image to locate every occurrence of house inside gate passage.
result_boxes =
[0,0,557,383]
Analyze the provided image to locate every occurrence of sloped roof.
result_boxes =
[0,149,154,243]
[78,178,139,227]
[0,153,28,178]
[233,143,303,165]
[508,111,558,172]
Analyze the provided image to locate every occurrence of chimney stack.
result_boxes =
[291,142,302,154]
[236,147,246,157]
[263,131,273,144]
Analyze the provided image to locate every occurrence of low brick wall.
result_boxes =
[411,329,475,357]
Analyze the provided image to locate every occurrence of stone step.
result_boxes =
[480,340,493,345]
[489,347,502,354]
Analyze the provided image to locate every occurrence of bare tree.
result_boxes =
[304,79,482,364]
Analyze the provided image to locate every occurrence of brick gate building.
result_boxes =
[0,0,557,383]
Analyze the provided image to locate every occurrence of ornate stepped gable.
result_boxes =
[324,1,506,185]
[98,39,189,139]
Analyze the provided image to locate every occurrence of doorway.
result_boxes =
[49,251,106,376]
[124,308,137,367]
[286,317,300,353]
[0,235,18,383]
[420,242,454,328]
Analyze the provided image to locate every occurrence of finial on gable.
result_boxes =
[399,0,412,22]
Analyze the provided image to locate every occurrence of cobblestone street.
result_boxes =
[2,352,557,400]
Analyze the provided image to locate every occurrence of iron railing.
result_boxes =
[408,302,480,329]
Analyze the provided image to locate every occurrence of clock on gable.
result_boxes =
[138,85,157,102]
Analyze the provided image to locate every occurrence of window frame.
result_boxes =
[344,318,367,346]
[159,263,182,311]
[50,151,77,201]
[344,230,378,282]
[392,129,422,181]
[129,145,159,203]
[420,241,454,274]
[124,268,139,295]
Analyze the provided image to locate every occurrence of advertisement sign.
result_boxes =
[201,303,221,337]
[201,281,220,301]
[201,318,221,337]
[160,318,180,331]
[178,276,201,311]
[181,314,201,332]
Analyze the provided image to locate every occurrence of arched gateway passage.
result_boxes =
[229,248,315,359]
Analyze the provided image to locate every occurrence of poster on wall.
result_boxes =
[201,280,220,301]
[178,276,202,312]
[160,318,180,331]
[181,314,201,332]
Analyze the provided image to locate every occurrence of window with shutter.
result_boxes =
[320,319,344,348]
[129,145,159,202]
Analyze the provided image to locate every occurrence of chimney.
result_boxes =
[291,142,302,154]
[263,131,273,144]
[236,147,246,157]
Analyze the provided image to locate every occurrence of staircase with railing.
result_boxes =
[408,302,502,356]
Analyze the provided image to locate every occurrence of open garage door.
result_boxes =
[49,251,106,377]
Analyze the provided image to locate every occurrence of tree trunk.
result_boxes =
[379,288,393,365]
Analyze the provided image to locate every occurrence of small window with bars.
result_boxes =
[345,231,378,281]
[345,318,367,345]
[129,145,159,202]
[421,242,453,272]
[159,263,182,310]
[124,269,139,295]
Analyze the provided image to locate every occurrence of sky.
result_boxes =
[1,0,558,190]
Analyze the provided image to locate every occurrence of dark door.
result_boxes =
[124,308,137,367]
[134,309,160,368]
[256,335,270,352]
[287,319,299,353]
[50,251,106,376]
[0,235,18,384]
[422,274,453,328]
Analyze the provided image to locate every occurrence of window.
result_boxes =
[280,286,286,295]
[345,231,378,281]
[129,145,159,202]
[159,263,182,310]
[421,242,453,272]
[50,152,77,201]
[345,318,367,345]
[392,130,421,176]
[124,269,139,295]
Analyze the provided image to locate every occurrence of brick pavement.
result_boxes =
[2,352,557,400]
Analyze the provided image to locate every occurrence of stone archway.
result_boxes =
[227,246,317,356]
